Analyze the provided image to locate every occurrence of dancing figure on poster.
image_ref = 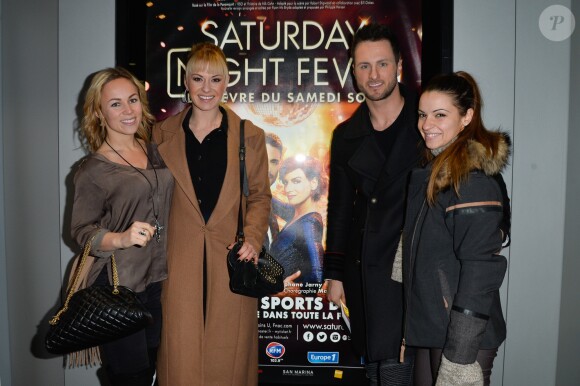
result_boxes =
[270,155,327,283]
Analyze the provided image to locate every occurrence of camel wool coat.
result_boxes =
[152,106,271,386]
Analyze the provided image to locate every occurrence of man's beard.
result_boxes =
[361,77,397,102]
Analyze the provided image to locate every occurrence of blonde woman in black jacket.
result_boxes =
[402,71,510,386]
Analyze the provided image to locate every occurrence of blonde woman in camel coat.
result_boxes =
[152,42,271,385]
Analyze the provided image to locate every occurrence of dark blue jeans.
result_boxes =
[365,356,414,386]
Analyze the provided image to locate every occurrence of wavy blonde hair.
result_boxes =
[82,67,154,152]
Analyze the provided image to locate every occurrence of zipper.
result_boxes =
[400,198,427,362]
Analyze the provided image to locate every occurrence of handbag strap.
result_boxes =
[235,120,249,243]
[49,235,121,325]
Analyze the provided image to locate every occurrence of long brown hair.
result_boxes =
[82,67,154,153]
[423,71,503,205]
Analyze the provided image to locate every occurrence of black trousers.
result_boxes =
[414,347,498,386]
[94,268,162,386]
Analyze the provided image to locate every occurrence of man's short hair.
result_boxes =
[350,23,401,63]
[265,132,283,152]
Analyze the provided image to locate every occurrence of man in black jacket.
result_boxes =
[324,23,423,385]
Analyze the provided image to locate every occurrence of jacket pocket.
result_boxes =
[437,268,454,318]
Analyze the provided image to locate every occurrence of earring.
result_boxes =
[98,115,106,129]
[181,89,190,104]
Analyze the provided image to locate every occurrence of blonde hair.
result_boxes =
[82,67,154,153]
[186,42,229,79]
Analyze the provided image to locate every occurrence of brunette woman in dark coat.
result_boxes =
[403,71,510,386]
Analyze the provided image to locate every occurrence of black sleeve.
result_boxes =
[491,173,511,247]
[443,174,508,364]
[323,129,355,281]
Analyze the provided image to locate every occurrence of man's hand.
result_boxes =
[325,279,346,307]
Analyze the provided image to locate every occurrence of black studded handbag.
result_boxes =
[226,120,285,298]
[45,237,153,355]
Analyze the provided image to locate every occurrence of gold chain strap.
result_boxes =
[110,251,120,295]
[49,235,119,325]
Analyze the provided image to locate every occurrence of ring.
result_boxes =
[139,230,146,236]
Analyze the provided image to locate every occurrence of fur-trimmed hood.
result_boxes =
[434,132,511,191]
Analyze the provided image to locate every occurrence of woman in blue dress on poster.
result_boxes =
[270,155,327,283]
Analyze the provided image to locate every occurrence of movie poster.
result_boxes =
[145,1,421,384]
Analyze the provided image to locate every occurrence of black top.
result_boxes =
[183,107,228,223]
[372,109,405,159]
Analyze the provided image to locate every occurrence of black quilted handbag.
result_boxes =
[45,238,153,355]
[226,120,285,298]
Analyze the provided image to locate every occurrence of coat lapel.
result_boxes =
[373,93,423,193]
[348,84,423,195]
[156,108,203,221]
[206,108,240,227]
[344,104,386,197]
[348,135,385,196]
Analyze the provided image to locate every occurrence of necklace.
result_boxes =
[104,138,164,242]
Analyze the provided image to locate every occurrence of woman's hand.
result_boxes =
[227,241,259,264]
[115,221,156,249]
[99,221,156,251]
